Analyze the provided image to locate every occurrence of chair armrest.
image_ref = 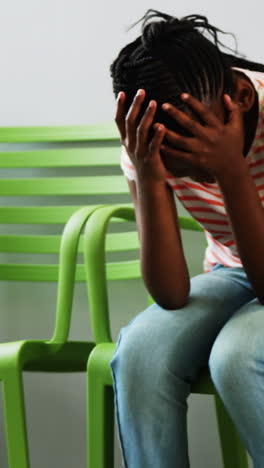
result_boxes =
[83,204,203,344]
[50,204,107,344]
[83,205,135,344]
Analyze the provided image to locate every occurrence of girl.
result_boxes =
[110,9,264,467]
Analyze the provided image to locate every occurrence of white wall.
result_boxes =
[0,0,262,126]
[1,0,260,466]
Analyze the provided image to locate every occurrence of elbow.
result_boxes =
[153,291,190,310]
[156,298,189,310]
[257,295,264,305]
[144,274,190,310]
[253,287,264,305]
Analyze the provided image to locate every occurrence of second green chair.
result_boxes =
[0,122,124,467]
[84,204,249,468]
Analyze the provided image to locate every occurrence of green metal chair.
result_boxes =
[84,204,249,468]
[0,122,128,468]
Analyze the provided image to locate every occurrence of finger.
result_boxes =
[148,123,166,154]
[125,89,146,143]
[223,94,236,111]
[114,92,126,141]
[181,93,221,127]
[160,144,195,165]
[164,128,196,153]
[223,94,242,126]
[162,102,207,138]
[136,100,158,150]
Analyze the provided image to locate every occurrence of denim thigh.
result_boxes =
[110,266,255,468]
[111,266,255,383]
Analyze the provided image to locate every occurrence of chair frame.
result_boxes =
[1,205,99,467]
[0,122,121,467]
[84,204,249,468]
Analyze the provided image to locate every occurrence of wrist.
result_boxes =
[135,173,167,190]
[216,156,249,188]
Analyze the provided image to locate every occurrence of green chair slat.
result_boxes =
[0,206,94,224]
[0,123,119,143]
[0,205,133,224]
[105,232,139,251]
[0,264,87,282]
[1,261,140,282]
[178,216,204,232]
[0,147,120,168]
[106,260,141,281]
[0,176,127,196]
[0,264,60,282]
[1,235,61,254]
[1,232,139,254]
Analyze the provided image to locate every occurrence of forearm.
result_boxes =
[135,177,190,309]
[218,160,264,303]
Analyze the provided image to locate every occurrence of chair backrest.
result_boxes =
[0,122,132,342]
[84,202,205,344]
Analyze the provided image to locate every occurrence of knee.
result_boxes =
[111,307,167,378]
[110,303,186,383]
[110,313,163,401]
[208,331,237,389]
[110,320,147,378]
[208,316,253,390]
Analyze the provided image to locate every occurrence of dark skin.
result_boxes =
[115,71,264,307]
[160,71,259,182]
[162,73,258,182]
[116,72,258,184]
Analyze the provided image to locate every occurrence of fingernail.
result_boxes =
[162,103,170,110]
[181,93,189,100]
[148,100,156,108]
[136,89,144,96]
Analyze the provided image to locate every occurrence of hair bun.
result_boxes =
[141,21,167,50]
[140,12,197,51]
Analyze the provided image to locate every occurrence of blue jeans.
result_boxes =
[110,265,264,468]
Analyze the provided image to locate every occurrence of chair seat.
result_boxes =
[0,340,95,373]
[87,342,216,393]
[0,339,95,468]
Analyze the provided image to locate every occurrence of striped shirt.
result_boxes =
[120,67,264,272]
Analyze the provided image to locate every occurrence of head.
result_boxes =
[110,10,258,181]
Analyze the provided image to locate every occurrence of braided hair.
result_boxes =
[110,10,264,137]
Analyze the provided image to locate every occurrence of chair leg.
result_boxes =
[2,369,30,468]
[87,369,114,468]
[214,393,249,468]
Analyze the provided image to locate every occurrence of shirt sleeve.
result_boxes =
[120,145,136,181]
[120,145,180,188]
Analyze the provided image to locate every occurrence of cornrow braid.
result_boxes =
[110,10,264,139]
